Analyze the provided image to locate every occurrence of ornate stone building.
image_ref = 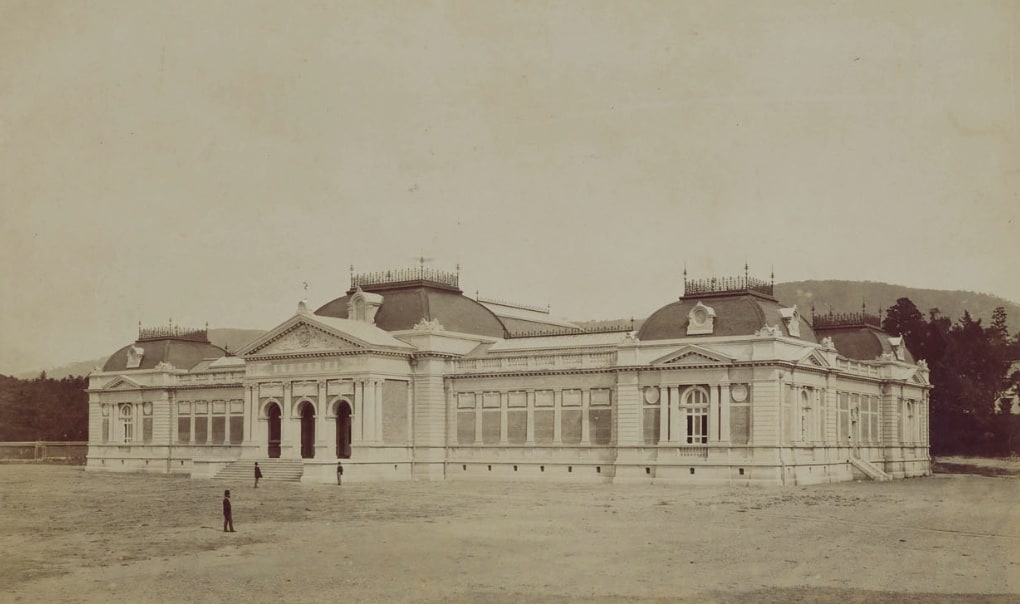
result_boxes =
[86,267,931,485]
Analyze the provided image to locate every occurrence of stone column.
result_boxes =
[282,381,293,458]
[581,389,591,445]
[374,380,383,443]
[316,380,329,457]
[242,384,255,446]
[525,390,536,445]
[553,390,562,444]
[499,392,509,445]
[669,386,682,443]
[352,381,363,444]
[408,380,415,445]
[360,380,373,444]
[658,386,668,444]
[474,395,483,444]
[718,381,730,443]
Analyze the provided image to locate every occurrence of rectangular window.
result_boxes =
[457,412,476,444]
[211,417,226,444]
[507,410,527,444]
[481,410,501,444]
[507,391,527,409]
[589,409,612,444]
[194,416,208,444]
[457,393,476,409]
[590,388,612,407]
[101,419,109,443]
[561,409,582,444]
[229,416,244,444]
[178,417,191,443]
[534,410,555,444]
[143,417,153,443]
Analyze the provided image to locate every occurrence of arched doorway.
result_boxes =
[299,402,315,459]
[267,403,282,458]
[336,401,352,459]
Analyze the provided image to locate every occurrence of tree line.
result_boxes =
[0,373,88,441]
[882,298,1020,456]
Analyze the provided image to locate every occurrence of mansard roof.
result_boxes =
[637,275,816,342]
[103,325,227,372]
[315,267,508,338]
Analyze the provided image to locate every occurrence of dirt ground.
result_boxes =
[1,466,1018,603]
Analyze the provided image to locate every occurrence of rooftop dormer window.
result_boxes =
[686,302,716,335]
[779,305,801,338]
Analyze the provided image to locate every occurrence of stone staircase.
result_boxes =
[214,459,304,483]
[849,455,893,482]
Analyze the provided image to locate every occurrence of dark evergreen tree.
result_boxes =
[883,298,929,360]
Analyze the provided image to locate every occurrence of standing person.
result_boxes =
[336,461,343,486]
[254,462,263,488]
[223,489,235,532]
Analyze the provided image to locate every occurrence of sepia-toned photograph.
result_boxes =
[1,1,1018,602]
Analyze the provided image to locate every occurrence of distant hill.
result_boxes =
[20,282,1020,379]
[17,327,267,380]
[773,281,1020,334]
[574,281,1020,336]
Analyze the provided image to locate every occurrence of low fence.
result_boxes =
[0,441,88,463]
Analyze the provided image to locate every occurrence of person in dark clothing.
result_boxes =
[254,462,263,488]
[223,489,235,532]
[336,461,343,486]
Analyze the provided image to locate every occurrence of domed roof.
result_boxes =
[315,268,508,338]
[637,277,816,342]
[812,312,916,363]
[103,325,227,372]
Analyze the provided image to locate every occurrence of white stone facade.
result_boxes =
[87,272,931,485]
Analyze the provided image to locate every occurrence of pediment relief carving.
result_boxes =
[105,376,142,390]
[254,323,361,355]
[653,345,734,366]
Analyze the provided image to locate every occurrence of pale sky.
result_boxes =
[1,1,1018,375]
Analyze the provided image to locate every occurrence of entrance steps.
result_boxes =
[849,456,893,482]
[214,459,304,482]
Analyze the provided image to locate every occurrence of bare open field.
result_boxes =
[1,466,1018,603]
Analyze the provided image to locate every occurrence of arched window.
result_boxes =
[682,387,709,444]
[120,404,134,444]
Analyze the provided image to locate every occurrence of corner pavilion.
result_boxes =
[86,267,931,485]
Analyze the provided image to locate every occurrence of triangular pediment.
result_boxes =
[797,349,831,368]
[652,345,735,366]
[242,316,365,357]
[104,375,143,390]
[911,371,928,386]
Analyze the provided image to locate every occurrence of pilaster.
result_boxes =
[580,389,591,444]
[614,375,641,446]
[526,389,536,445]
